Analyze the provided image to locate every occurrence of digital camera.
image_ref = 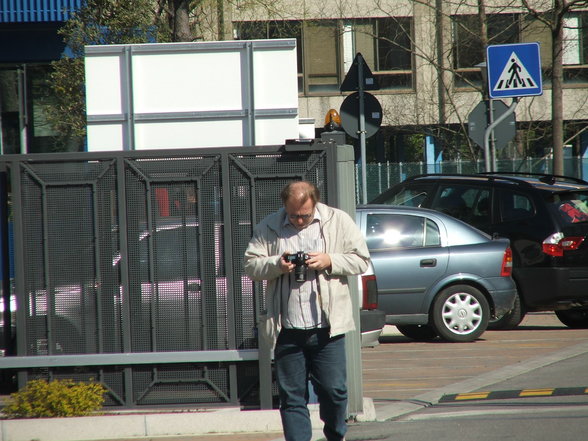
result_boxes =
[285,251,310,282]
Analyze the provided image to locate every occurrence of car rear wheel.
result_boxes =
[396,324,438,341]
[488,293,526,330]
[432,285,489,342]
[555,308,588,328]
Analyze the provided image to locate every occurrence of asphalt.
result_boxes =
[2,322,588,441]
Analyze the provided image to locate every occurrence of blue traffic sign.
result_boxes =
[486,42,542,99]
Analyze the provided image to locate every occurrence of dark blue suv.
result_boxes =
[371,172,588,329]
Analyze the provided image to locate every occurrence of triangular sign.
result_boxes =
[340,53,380,92]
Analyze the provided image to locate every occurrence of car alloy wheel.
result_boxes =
[432,285,490,342]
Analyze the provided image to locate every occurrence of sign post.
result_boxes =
[483,42,543,171]
[339,53,381,204]
[468,100,517,169]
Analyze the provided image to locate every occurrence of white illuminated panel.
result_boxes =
[85,39,299,151]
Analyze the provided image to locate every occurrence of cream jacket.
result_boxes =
[243,202,370,348]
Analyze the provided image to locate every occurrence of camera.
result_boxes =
[285,251,310,282]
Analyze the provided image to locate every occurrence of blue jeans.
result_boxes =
[275,328,347,441]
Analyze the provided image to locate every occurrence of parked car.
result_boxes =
[355,205,516,342]
[371,173,588,330]
[357,260,386,347]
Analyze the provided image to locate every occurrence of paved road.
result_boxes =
[361,312,588,408]
[348,326,588,440]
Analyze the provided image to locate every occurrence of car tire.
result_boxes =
[555,308,588,329]
[396,324,438,341]
[488,293,526,330]
[431,285,489,342]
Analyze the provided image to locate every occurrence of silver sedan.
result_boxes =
[355,205,517,342]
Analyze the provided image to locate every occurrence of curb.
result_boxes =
[0,397,376,441]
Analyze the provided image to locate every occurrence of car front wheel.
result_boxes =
[432,285,490,342]
[555,308,588,329]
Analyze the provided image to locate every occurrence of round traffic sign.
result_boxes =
[339,92,383,139]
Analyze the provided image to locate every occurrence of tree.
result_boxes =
[47,0,240,148]
[47,0,161,149]
[520,0,588,174]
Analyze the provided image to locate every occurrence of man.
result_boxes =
[244,180,370,441]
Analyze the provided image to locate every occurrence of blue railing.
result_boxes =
[0,0,83,23]
[356,156,588,203]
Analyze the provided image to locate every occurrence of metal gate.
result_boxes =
[0,141,346,407]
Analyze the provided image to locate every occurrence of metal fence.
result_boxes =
[357,156,588,203]
[0,142,346,408]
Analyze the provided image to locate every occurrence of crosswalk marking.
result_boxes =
[493,52,537,92]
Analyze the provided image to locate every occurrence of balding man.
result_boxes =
[244,180,370,441]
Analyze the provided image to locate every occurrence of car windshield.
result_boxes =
[550,192,588,224]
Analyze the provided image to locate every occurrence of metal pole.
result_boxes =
[484,98,519,172]
[333,144,364,417]
[358,56,368,204]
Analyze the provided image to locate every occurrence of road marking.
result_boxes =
[440,387,588,402]
[454,392,490,401]
[519,388,554,397]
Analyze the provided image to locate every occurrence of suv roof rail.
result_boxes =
[405,173,535,188]
[480,171,588,186]
[405,172,588,188]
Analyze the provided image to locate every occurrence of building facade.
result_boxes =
[0,0,83,154]
[228,0,588,160]
[3,0,588,158]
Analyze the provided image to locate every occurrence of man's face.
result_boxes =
[285,198,315,230]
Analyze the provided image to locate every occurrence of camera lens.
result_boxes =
[294,264,306,282]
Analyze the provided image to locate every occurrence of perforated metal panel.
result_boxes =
[2,143,335,407]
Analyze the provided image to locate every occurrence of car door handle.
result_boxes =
[420,258,437,267]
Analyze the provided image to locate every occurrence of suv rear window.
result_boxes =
[431,184,491,229]
[550,193,588,224]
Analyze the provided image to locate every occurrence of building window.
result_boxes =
[234,17,414,95]
[304,20,340,93]
[353,17,413,90]
[562,12,588,84]
[235,20,303,91]
[452,13,520,88]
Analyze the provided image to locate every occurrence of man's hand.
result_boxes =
[280,252,296,273]
[306,252,331,271]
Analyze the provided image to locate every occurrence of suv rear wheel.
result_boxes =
[555,308,588,328]
[432,285,489,342]
[488,293,525,330]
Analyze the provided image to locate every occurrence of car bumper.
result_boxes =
[485,277,517,317]
[515,267,588,309]
[360,309,386,347]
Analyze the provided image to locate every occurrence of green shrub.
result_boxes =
[2,379,106,418]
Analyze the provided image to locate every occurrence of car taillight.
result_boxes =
[361,274,378,310]
[501,246,513,277]
[542,232,585,257]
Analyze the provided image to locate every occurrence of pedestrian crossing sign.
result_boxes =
[486,42,542,99]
